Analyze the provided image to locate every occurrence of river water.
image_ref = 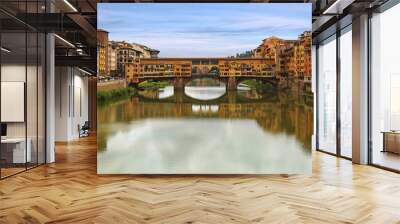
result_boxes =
[98,85,313,174]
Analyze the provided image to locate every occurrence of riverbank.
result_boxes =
[97,79,126,92]
[97,81,171,104]
[97,86,136,104]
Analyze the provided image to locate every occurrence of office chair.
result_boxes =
[79,121,90,138]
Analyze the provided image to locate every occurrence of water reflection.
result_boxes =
[159,86,174,99]
[138,86,174,99]
[184,86,226,100]
[237,83,251,91]
[98,87,313,174]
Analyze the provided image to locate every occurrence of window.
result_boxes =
[370,3,400,171]
[317,35,337,154]
[339,26,352,158]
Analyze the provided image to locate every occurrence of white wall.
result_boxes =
[55,66,69,141]
[1,63,46,165]
[1,82,25,122]
[312,45,316,151]
[71,72,89,138]
[1,64,29,138]
[54,66,89,141]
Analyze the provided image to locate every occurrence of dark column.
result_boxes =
[173,77,185,90]
[173,89,184,103]
[226,76,237,90]
[88,77,97,132]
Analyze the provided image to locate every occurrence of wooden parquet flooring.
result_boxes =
[1,135,400,224]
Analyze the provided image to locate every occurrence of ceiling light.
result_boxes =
[63,0,78,12]
[1,47,11,53]
[54,34,75,48]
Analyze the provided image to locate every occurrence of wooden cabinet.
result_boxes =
[382,132,400,154]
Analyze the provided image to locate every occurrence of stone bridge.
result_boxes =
[125,58,277,90]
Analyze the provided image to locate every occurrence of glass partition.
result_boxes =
[0,1,46,179]
[1,31,28,177]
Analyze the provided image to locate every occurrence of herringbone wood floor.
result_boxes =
[1,135,400,224]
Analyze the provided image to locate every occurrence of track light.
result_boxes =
[1,47,11,53]
[323,0,355,15]
[54,34,75,48]
[63,0,78,12]
[78,67,93,76]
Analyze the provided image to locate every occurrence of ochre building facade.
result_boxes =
[125,58,275,84]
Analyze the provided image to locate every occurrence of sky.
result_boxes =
[98,4,311,57]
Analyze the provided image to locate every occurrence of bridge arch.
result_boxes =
[209,66,219,75]
[236,77,277,86]
[183,87,227,101]
[235,77,278,93]
[137,85,175,100]
[191,65,220,76]
[192,66,210,75]
[192,66,201,75]
[183,76,226,88]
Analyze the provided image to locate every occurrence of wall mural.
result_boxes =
[97,3,313,174]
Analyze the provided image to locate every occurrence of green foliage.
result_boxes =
[241,79,276,93]
[97,86,136,103]
[234,50,254,58]
[138,81,169,90]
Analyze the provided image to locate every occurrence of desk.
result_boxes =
[1,138,31,163]
[382,131,400,154]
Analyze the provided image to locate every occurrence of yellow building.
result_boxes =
[97,29,109,77]
[296,31,312,83]
[125,58,274,84]
[107,42,118,75]
[218,59,273,77]
[254,37,296,78]
[108,41,160,77]
[254,32,311,83]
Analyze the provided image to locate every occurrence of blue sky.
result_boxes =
[98,4,311,57]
